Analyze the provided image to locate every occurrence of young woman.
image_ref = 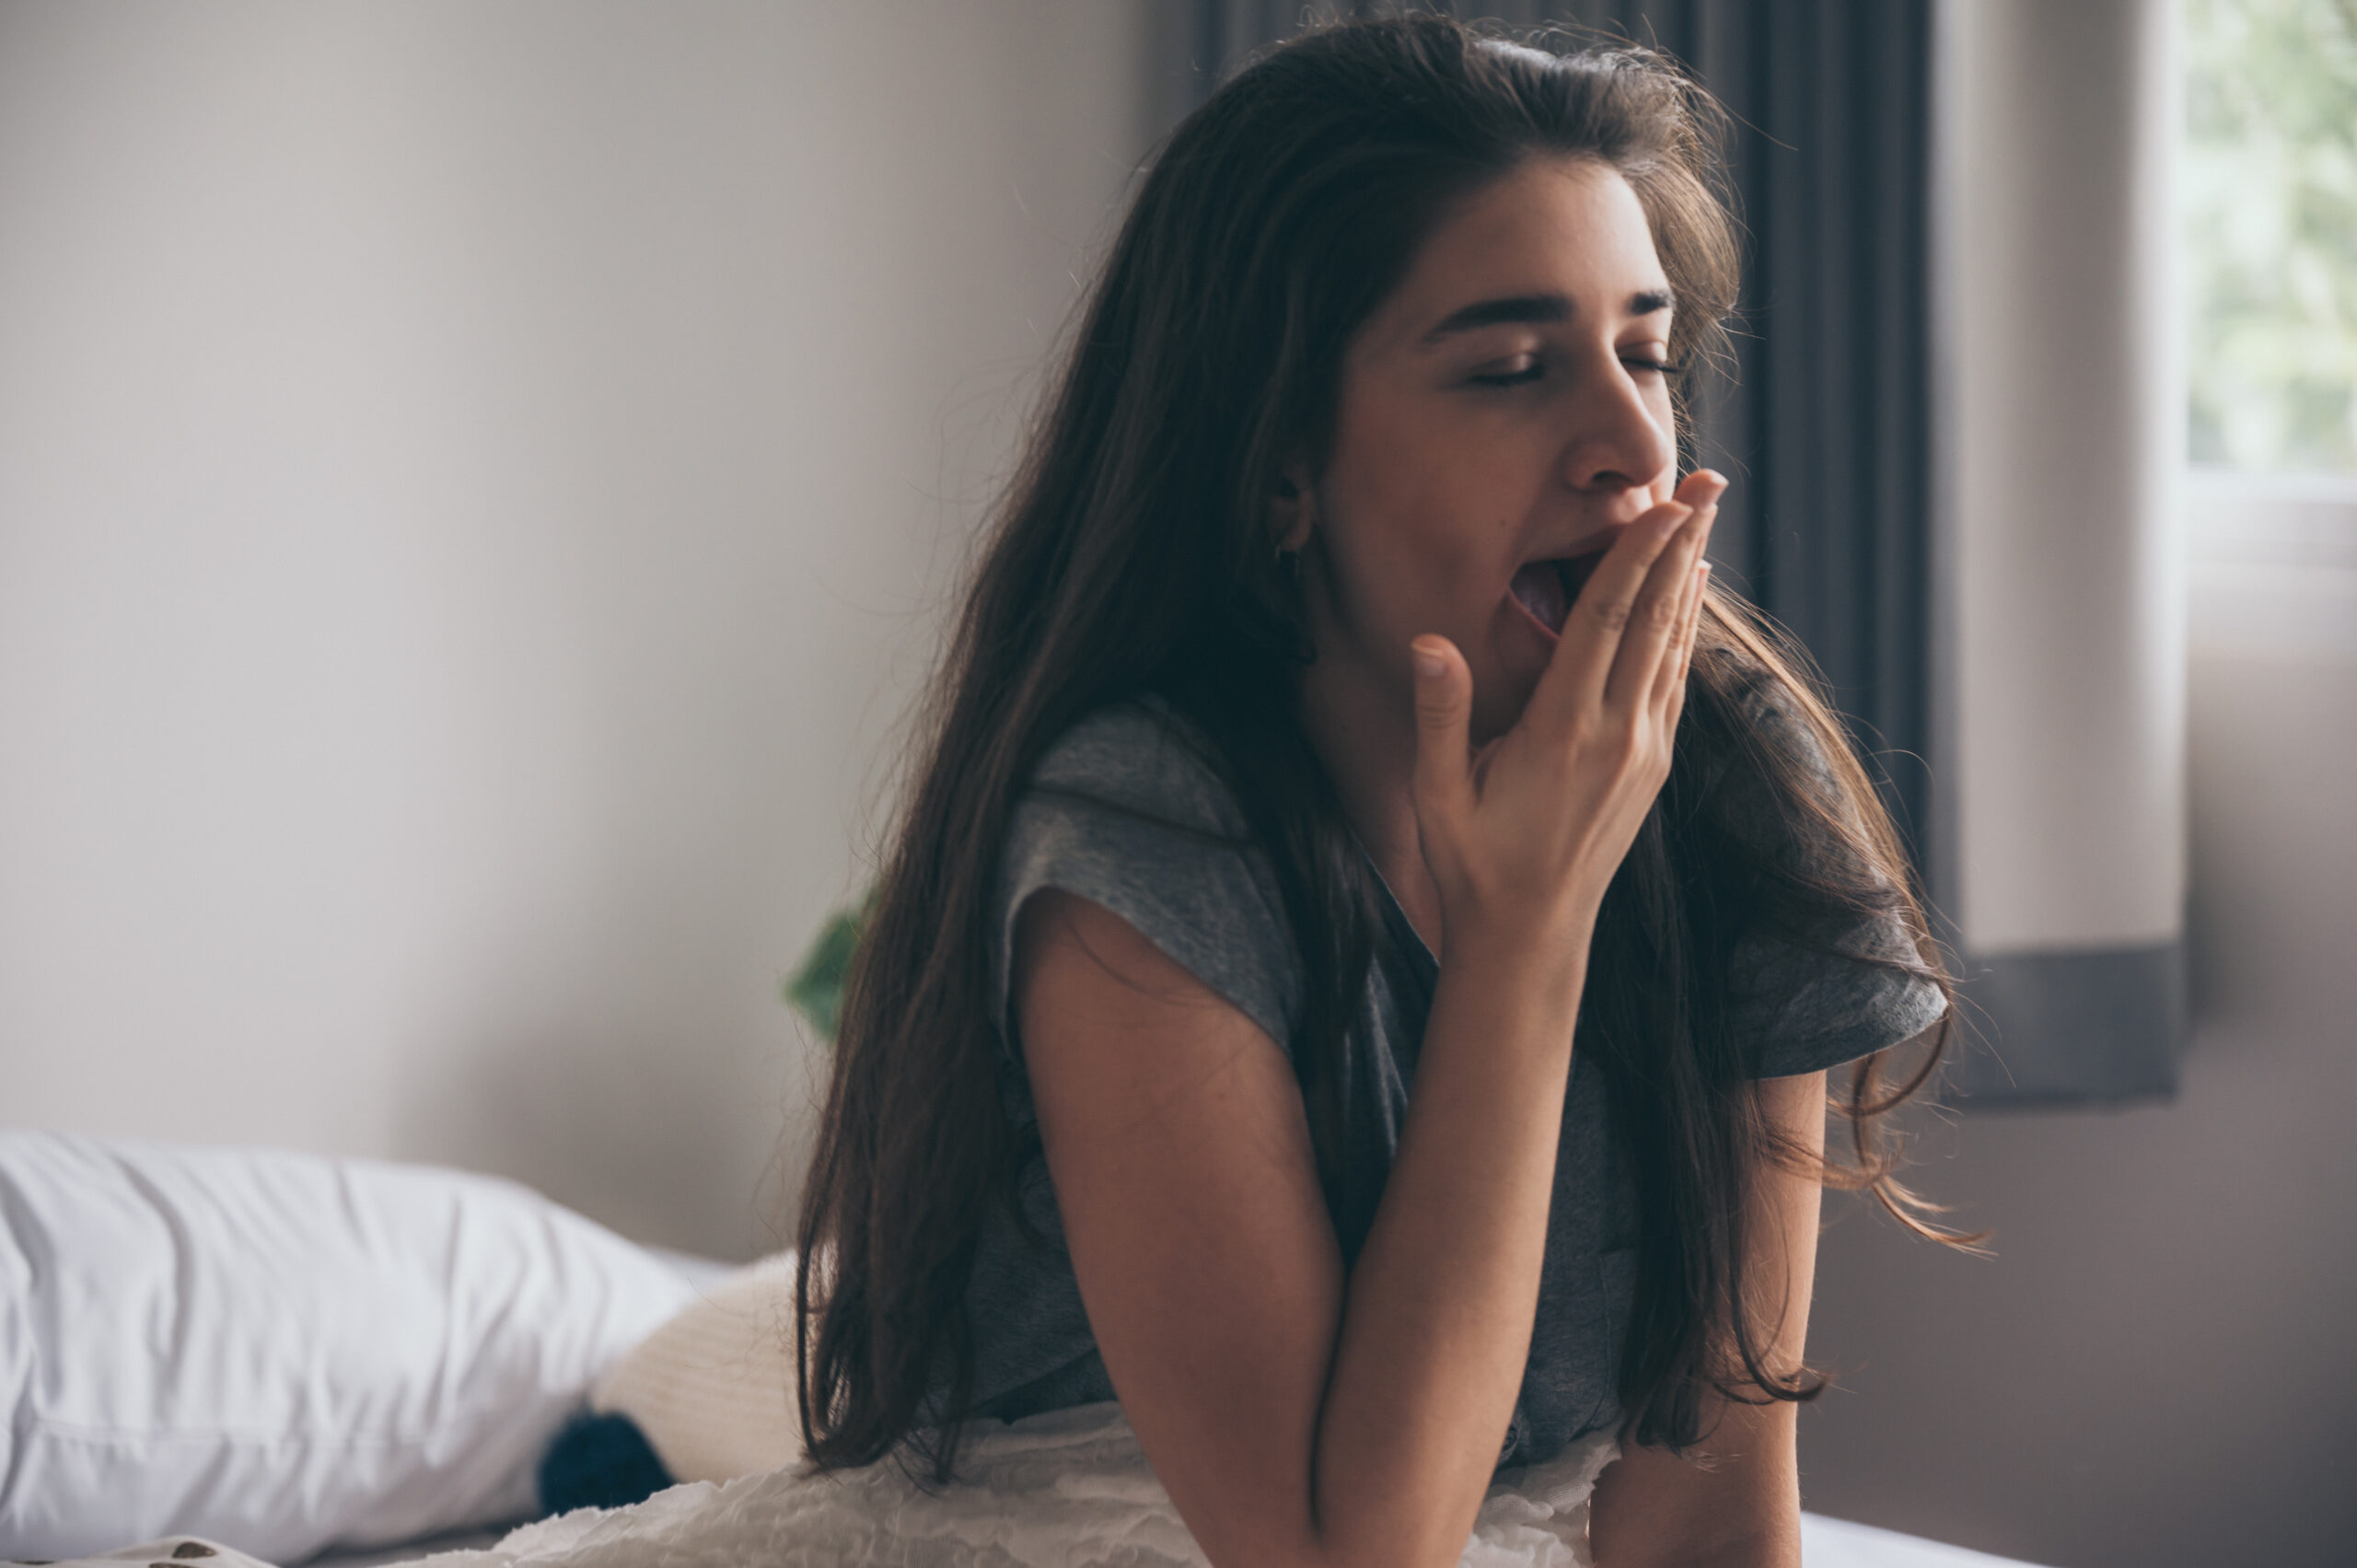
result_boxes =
[796,16,1956,1567]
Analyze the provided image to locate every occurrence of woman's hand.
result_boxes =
[1408,470,1723,964]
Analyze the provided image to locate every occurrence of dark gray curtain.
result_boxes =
[1167,0,2184,1105]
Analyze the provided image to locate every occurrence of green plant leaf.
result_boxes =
[785,893,871,1043]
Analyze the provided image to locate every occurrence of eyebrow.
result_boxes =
[1422,287,1676,343]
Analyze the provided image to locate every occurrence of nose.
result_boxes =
[1558,351,1676,501]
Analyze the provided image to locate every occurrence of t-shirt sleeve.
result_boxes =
[1713,679,1950,1079]
[989,701,1304,1068]
[1728,913,1947,1078]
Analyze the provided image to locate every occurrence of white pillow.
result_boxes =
[589,1251,803,1484]
[0,1130,699,1562]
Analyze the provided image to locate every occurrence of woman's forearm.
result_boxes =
[1304,921,1590,1567]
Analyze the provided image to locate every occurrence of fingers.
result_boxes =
[1409,634,1474,827]
[1601,488,1718,709]
[1651,557,1710,717]
[1528,471,1724,731]
[1657,472,1724,712]
[1526,502,1690,729]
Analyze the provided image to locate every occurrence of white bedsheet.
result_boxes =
[300,1516,2041,1568]
[31,1404,2046,1568]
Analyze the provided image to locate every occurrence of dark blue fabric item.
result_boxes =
[539,1410,673,1515]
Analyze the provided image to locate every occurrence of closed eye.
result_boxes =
[1467,354,1682,389]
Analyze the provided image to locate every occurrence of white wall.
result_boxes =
[1942,0,2185,956]
[0,0,1152,1260]
[1799,549,2357,1566]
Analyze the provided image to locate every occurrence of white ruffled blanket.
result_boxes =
[47,1403,1620,1568]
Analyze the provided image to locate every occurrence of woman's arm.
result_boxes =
[1019,889,1585,1568]
[1016,492,1717,1568]
[1586,1070,1829,1568]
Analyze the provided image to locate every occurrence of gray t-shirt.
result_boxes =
[958,692,1944,1466]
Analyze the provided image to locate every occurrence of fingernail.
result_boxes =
[1411,644,1446,679]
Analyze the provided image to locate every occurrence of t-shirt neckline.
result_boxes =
[1353,838,1440,982]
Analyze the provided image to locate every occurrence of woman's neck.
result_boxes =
[1297,646,1446,958]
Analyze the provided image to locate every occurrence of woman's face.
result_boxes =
[1295,156,1681,743]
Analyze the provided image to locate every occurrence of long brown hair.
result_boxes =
[795,13,1958,1478]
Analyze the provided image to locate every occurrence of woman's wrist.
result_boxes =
[1438,878,1596,958]
[1434,903,1594,1012]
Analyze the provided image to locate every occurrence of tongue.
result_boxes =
[1511,561,1569,633]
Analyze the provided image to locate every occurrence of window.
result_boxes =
[2184,0,2357,477]
[2183,0,2356,648]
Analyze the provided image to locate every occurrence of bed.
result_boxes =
[0,1131,2043,1568]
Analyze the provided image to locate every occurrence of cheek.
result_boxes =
[1320,401,1517,596]
[1317,464,1505,646]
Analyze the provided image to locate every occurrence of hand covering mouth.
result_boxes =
[1509,550,1607,636]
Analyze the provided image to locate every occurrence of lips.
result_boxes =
[1509,550,1606,636]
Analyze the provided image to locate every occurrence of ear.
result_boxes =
[1268,459,1317,553]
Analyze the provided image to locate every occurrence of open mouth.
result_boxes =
[1509,550,1607,637]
